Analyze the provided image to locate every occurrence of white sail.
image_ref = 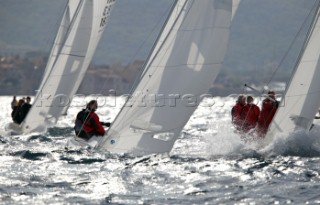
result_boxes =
[20,0,116,134]
[266,3,320,141]
[39,0,81,89]
[98,0,232,155]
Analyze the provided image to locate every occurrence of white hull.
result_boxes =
[67,136,104,149]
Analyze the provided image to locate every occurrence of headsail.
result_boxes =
[266,2,320,140]
[20,0,116,134]
[98,0,232,155]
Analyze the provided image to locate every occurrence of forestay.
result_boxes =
[98,0,232,155]
[20,0,116,134]
[266,2,320,141]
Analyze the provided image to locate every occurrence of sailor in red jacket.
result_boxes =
[257,91,279,137]
[240,96,260,133]
[231,95,246,131]
[74,100,110,140]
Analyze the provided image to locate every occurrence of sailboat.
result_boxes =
[265,1,320,142]
[93,0,233,155]
[7,0,116,134]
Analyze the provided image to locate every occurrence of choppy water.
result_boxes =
[1,96,320,204]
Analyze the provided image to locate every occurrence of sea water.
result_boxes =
[1,96,320,204]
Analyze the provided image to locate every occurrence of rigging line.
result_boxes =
[96,0,176,95]
[264,0,319,89]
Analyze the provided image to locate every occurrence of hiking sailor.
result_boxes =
[74,100,110,140]
[257,91,279,137]
[240,95,260,133]
[231,95,246,131]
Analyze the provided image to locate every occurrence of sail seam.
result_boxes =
[149,62,223,68]
[174,26,230,31]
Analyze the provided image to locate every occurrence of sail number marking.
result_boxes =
[100,0,116,28]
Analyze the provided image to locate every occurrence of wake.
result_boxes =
[260,124,320,157]
[196,118,320,158]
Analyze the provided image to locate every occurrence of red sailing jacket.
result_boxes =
[231,103,244,129]
[257,99,279,135]
[82,111,105,136]
[240,104,260,132]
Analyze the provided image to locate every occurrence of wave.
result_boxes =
[10,150,48,160]
[260,125,320,157]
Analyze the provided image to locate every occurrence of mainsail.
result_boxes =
[98,0,232,154]
[266,1,320,141]
[19,0,116,134]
